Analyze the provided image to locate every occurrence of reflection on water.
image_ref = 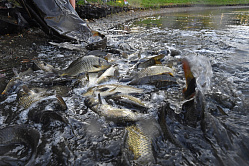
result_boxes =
[131,8,249,30]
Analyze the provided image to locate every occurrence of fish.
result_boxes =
[33,60,58,73]
[61,55,111,76]
[105,94,147,111]
[96,65,119,84]
[121,65,174,83]
[122,118,161,165]
[18,85,48,109]
[135,65,174,79]
[84,95,141,123]
[182,57,196,99]
[1,68,33,95]
[83,84,144,97]
[158,103,184,148]
[0,125,40,166]
[129,73,177,86]
[136,54,165,68]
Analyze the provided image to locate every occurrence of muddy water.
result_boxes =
[0,7,249,166]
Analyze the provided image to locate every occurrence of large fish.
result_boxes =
[83,84,144,97]
[61,55,111,76]
[134,65,174,79]
[122,118,161,165]
[129,74,177,86]
[0,125,40,166]
[121,65,174,83]
[84,95,142,123]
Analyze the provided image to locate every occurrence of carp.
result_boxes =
[129,74,177,86]
[121,65,174,83]
[134,65,174,79]
[105,94,147,111]
[83,84,144,97]
[122,118,161,165]
[61,55,111,76]
[84,95,142,123]
[18,85,48,109]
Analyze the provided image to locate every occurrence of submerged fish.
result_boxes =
[85,96,141,123]
[0,125,40,166]
[61,55,111,76]
[83,84,144,97]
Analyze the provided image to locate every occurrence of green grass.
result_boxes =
[77,0,249,8]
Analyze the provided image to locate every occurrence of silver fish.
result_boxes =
[83,84,144,97]
[61,55,111,76]
[96,65,119,84]
[85,95,141,123]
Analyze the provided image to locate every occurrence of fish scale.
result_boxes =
[126,125,152,160]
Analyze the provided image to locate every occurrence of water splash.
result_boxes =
[185,55,213,94]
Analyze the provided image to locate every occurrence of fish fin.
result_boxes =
[1,90,6,95]
[56,95,68,110]
[91,30,105,38]
[217,106,228,116]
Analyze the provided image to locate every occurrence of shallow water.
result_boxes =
[0,7,249,166]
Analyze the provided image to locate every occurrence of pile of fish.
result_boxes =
[0,45,248,165]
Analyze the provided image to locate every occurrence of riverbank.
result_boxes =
[87,5,249,33]
[77,0,249,8]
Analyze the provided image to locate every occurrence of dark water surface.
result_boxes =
[0,7,249,166]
